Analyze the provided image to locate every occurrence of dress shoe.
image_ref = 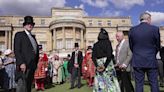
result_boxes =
[69,87,74,89]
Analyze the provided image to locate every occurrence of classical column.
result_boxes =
[80,29,84,49]
[73,27,76,43]
[5,31,8,49]
[62,27,65,49]
[8,31,12,49]
[53,29,56,49]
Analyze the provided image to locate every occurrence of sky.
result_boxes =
[0,0,164,26]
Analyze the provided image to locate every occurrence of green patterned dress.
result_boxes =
[93,57,120,92]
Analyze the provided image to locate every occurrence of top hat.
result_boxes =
[23,16,35,26]
[74,43,79,47]
[87,46,92,50]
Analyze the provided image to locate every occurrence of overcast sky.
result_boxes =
[0,0,164,26]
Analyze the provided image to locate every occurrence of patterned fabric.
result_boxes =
[93,57,120,92]
[34,54,48,79]
[3,57,17,89]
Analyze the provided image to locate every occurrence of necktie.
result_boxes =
[27,33,37,53]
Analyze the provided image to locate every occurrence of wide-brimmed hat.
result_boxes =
[4,49,12,55]
[23,16,35,26]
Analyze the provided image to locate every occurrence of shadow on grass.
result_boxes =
[45,84,55,89]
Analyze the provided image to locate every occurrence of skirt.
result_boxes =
[93,57,120,92]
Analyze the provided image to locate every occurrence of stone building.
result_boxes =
[0,7,162,57]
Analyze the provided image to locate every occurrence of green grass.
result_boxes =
[31,79,164,92]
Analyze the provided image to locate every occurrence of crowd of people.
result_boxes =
[0,12,164,92]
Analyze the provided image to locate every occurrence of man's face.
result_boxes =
[75,47,79,51]
[116,33,123,42]
[24,24,34,31]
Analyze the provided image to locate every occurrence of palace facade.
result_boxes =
[0,7,163,57]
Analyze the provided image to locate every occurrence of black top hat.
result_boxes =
[74,43,79,47]
[87,46,92,50]
[23,16,35,26]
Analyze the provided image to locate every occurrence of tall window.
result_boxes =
[88,20,93,26]
[66,39,73,49]
[0,42,5,52]
[56,39,63,49]
[0,31,5,37]
[98,20,102,26]
[107,20,111,26]
[19,19,23,25]
[41,19,45,25]
[0,19,5,24]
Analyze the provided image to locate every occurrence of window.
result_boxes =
[0,19,6,24]
[56,39,63,49]
[0,31,5,37]
[41,19,45,25]
[0,42,5,52]
[88,20,93,26]
[66,39,73,49]
[98,20,102,26]
[122,20,125,23]
[107,20,111,26]
[19,19,23,25]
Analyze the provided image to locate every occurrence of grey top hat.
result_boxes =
[23,16,35,26]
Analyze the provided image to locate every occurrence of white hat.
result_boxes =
[4,49,12,55]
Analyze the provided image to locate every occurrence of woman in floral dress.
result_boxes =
[92,28,120,92]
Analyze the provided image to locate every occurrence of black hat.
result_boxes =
[23,16,35,26]
[87,46,92,50]
[74,43,79,47]
[38,45,42,50]
[98,28,109,40]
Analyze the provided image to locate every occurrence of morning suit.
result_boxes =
[115,40,134,92]
[68,50,83,88]
[129,22,160,92]
[14,30,39,92]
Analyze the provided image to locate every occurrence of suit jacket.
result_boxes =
[14,31,39,80]
[68,50,83,73]
[116,40,132,72]
[129,22,160,68]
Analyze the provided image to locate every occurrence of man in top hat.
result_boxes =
[68,43,83,89]
[14,16,39,92]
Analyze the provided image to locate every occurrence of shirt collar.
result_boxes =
[24,29,31,35]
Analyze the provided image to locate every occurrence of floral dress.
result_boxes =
[93,57,120,92]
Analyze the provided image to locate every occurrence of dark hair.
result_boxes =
[98,28,109,40]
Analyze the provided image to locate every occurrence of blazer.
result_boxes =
[14,31,39,80]
[68,50,83,73]
[129,22,160,68]
[116,40,132,72]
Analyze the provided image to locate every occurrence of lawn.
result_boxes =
[31,79,164,92]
